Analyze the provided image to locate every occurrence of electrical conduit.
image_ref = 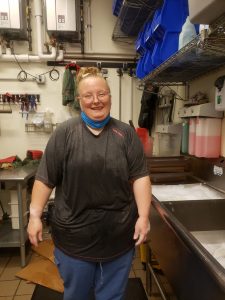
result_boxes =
[0,0,63,62]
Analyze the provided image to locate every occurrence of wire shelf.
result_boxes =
[142,13,225,85]
[112,18,136,44]
[25,123,55,133]
[112,0,162,42]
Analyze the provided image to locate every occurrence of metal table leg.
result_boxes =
[17,183,26,267]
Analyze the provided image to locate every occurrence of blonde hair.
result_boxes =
[76,67,110,91]
[77,67,102,84]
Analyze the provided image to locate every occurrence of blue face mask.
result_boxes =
[81,111,111,129]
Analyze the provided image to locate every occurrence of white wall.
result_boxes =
[0,0,142,159]
[189,66,225,101]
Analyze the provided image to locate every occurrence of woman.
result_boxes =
[27,67,151,300]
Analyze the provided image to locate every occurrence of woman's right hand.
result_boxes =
[27,216,43,247]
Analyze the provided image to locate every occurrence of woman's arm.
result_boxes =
[27,180,53,247]
[133,175,152,246]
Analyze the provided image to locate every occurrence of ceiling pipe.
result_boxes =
[0,0,64,62]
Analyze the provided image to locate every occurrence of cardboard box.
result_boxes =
[16,239,64,292]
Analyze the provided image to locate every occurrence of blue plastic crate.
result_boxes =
[136,32,146,56]
[135,22,150,56]
[150,0,189,67]
[143,50,155,74]
[112,0,123,17]
[136,56,148,79]
[144,21,155,50]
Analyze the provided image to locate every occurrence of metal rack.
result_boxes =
[25,123,55,133]
[112,18,136,44]
[112,0,162,43]
[142,13,225,85]
[0,165,37,267]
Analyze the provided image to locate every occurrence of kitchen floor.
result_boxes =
[0,231,162,300]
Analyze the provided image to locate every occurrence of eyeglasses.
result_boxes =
[79,91,110,102]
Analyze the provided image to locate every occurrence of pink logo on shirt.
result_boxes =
[112,128,124,138]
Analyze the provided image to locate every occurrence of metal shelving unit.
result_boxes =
[142,13,225,85]
[0,165,37,267]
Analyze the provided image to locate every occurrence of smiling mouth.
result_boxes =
[92,107,103,110]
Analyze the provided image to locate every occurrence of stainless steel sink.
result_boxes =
[163,199,225,231]
[149,188,225,300]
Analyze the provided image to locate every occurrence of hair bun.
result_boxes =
[77,67,102,83]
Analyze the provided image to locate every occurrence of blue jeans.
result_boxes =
[54,247,135,300]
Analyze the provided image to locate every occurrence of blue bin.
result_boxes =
[151,7,165,41]
[135,22,150,56]
[151,0,189,66]
[112,0,123,16]
[136,33,146,56]
[143,50,155,75]
[136,56,149,79]
[144,20,156,51]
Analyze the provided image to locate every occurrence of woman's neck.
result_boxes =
[87,125,104,136]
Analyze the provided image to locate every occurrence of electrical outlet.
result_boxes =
[36,75,46,84]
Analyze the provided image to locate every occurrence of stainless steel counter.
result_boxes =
[148,195,225,300]
[0,165,37,181]
[0,165,37,267]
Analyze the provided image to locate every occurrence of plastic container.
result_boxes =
[188,118,196,155]
[143,50,155,75]
[203,118,221,158]
[178,16,197,50]
[221,118,225,157]
[136,55,149,79]
[136,128,153,157]
[135,22,149,56]
[135,31,145,56]
[188,0,225,24]
[155,124,182,156]
[195,118,206,157]
[215,75,225,111]
[150,0,189,66]
[144,19,157,50]
[194,117,222,157]
[112,0,123,16]
[157,132,182,156]
[181,120,189,154]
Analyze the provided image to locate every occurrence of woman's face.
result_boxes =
[78,76,111,121]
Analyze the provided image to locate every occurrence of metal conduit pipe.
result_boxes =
[0,0,64,62]
[26,0,32,51]
[47,60,136,69]
[80,0,85,54]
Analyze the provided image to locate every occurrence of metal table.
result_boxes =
[0,165,37,267]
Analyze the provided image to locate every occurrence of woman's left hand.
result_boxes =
[133,216,150,246]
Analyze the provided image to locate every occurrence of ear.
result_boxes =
[77,97,83,110]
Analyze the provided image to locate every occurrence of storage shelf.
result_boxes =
[0,220,27,248]
[25,123,55,133]
[142,13,225,85]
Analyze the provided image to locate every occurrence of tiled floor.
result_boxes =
[0,241,162,300]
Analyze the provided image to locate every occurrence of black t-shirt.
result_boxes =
[36,117,149,261]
